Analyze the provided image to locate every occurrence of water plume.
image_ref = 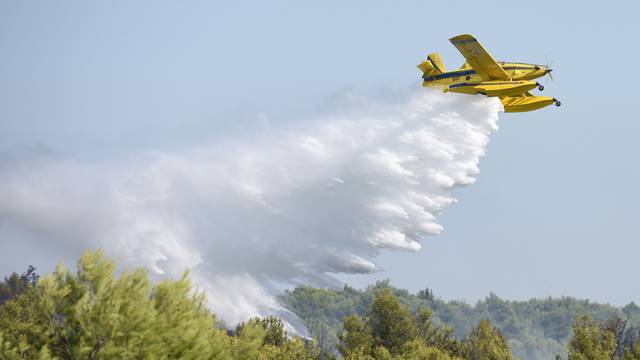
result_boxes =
[0,89,501,329]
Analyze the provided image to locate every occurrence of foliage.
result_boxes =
[3,256,638,360]
[366,289,418,355]
[257,337,319,360]
[568,314,616,360]
[337,289,507,360]
[281,280,636,360]
[0,265,38,305]
[339,314,377,357]
[0,251,317,360]
[568,314,640,360]
[306,316,339,358]
[464,319,512,360]
[399,339,460,360]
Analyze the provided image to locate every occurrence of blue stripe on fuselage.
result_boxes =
[424,69,476,81]
[423,65,538,81]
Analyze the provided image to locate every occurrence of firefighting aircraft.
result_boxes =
[418,34,560,112]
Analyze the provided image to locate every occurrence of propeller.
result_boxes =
[544,59,554,83]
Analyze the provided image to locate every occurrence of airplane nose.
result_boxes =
[546,68,553,73]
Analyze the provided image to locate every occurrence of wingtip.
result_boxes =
[449,34,476,42]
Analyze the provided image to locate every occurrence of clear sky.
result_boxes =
[1,1,638,306]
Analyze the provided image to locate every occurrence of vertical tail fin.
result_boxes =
[417,52,446,76]
[427,53,446,73]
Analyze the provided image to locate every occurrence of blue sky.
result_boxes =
[1,1,638,306]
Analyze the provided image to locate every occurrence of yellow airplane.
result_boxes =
[418,34,561,112]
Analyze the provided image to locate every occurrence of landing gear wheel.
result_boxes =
[555,101,561,107]
[538,85,544,91]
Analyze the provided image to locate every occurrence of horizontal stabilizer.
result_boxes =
[417,60,435,73]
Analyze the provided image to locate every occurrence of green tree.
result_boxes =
[338,315,374,357]
[337,289,475,359]
[341,347,375,360]
[464,319,513,360]
[256,317,288,347]
[232,316,320,360]
[399,339,461,360]
[257,337,318,360]
[366,288,418,355]
[0,250,232,359]
[622,341,640,360]
[372,346,392,360]
[416,307,463,357]
[568,315,616,360]
[232,322,266,360]
[0,289,48,359]
[0,265,38,305]
[306,316,338,359]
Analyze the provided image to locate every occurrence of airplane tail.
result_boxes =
[417,52,446,76]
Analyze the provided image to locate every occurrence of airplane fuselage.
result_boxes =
[422,62,550,95]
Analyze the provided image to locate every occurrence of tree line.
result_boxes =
[1,251,639,359]
[281,282,640,360]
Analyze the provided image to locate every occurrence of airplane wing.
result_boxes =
[449,34,509,81]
